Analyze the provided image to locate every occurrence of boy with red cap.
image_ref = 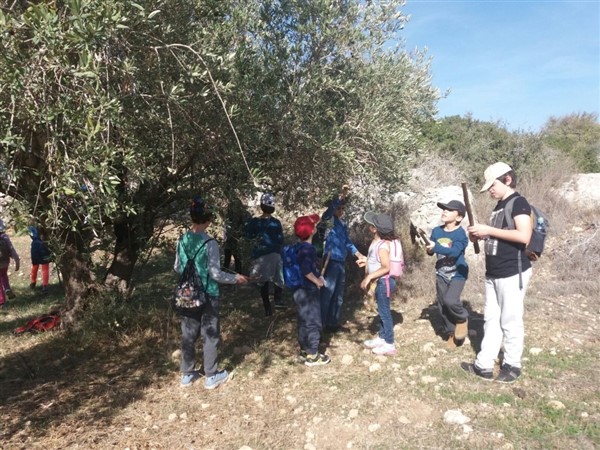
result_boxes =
[293,214,331,366]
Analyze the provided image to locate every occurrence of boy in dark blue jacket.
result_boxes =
[426,200,469,349]
[293,214,331,367]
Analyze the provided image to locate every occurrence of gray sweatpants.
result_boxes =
[180,296,220,377]
[435,276,468,337]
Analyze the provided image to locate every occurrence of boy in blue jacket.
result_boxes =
[426,200,469,349]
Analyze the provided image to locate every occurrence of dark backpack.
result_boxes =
[173,239,213,314]
[504,197,549,261]
[0,235,10,263]
[281,243,306,290]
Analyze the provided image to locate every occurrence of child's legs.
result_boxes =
[294,288,322,354]
[320,261,344,327]
[180,315,202,373]
[200,297,221,377]
[31,264,40,284]
[260,283,272,313]
[499,269,531,368]
[375,277,395,344]
[435,276,454,335]
[0,267,10,290]
[41,264,50,286]
[475,278,503,370]
[0,268,6,304]
[442,278,468,328]
[273,284,282,303]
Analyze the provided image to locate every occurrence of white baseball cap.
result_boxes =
[480,162,513,192]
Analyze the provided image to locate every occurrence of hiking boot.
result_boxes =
[30,282,36,290]
[5,289,15,300]
[304,353,331,367]
[444,336,457,350]
[454,320,469,340]
[180,371,201,387]
[42,286,49,295]
[495,363,521,384]
[205,370,230,390]
[461,362,493,381]
[363,336,386,349]
[372,343,397,356]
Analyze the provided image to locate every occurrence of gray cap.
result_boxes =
[364,211,394,234]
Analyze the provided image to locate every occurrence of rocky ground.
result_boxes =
[1,222,599,449]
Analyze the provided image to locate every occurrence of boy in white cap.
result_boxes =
[0,219,20,305]
[462,162,533,383]
[426,200,470,350]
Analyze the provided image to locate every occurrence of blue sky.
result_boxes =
[401,0,600,131]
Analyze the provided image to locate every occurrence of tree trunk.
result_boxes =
[104,212,155,294]
[59,230,97,328]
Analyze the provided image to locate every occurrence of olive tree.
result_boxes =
[0,0,438,325]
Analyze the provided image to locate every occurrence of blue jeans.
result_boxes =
[375,277,396,344]
[319,260,346,328]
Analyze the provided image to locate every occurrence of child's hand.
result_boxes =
[425,242,435,254]
[317,276,325,288]
[355,255,367,268]
[360,276,371,291]
[341,184,350,198]
[235,274,249,284]
[468,224,490,240]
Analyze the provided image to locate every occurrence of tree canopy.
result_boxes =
[0,0,439,323]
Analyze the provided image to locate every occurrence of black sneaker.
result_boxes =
[273,301,287,309]
[495,363,521,383]
[304,353,331,367]
[297,350,308,363]
[30,283,36,290]
[461,362,493,381]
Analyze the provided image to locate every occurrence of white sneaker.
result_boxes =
[363,337,386,349]
[372,343,397,356]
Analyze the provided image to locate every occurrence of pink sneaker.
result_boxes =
[372,343,397,356]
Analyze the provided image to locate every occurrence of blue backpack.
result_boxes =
[281,243,306,289]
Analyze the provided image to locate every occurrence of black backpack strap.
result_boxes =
[503,197,524,290]
[189,238,215,292]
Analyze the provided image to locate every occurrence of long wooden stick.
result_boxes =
[320,250,332,277]
[461,182,480,254]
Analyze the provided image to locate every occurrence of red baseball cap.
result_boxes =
[294,214,320,240]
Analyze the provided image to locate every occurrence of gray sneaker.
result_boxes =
[495,363,521,383]
[180,371,201,387]
[205,370,230,390]
[461,362,493,381]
